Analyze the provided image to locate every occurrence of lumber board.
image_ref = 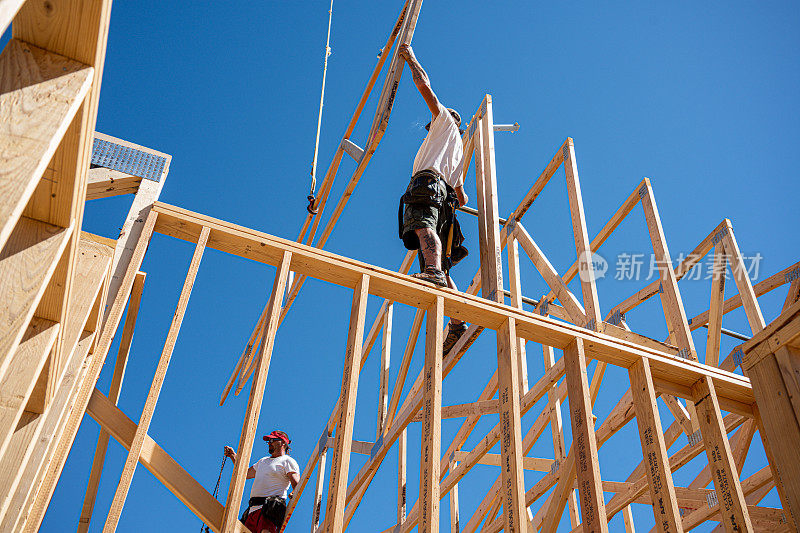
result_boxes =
[706,245,727,367]
[494,316,527,533]
[639,179,697,360]
[280,256,415,532]
[449,458,460,533]
[221,299,268,405]
[720,222,766,333]
[690,260,800,331]
[151,202,755,407]
[85,389,228,533]
[14,0,114,402]
[452,451,553,472]
[323,274,370,533]
[474,97,504,303]
[221,251,291,532]
[104,177,165,322]
[385,308,424,429]
[607,219,726,319]
[280,0,420,316]
[540,445,578,532]
[312,445,328,533]
[78,271,146,532]
[509,139,567,221]
[623,506,636,532]
[681,466,776,530]
[324,437,374,456]
[376,303,393,438]
[0,330,94,532]
[397,355,569,533]
[23,210,157,531]
[0,38,93,252]
[472,118,492,296]
[549,178,645,302]
[235,282,278,394]
[628,358,683,533]
[506,235,529,394]
[296,1,412,245]
[745,357,800,525]
[411,399,498,422]
[0,217,72,386]
[364,0,422,150]
[103,226,209,532]
[419,296,443,533]
[398,428,407,525]
[691,377,753,531]
[513,222,586,324]
[785,279,800,311]
[563,338,608,532]
[563,139,603,329]
[30,236,113,413]
[0,234,110,522]
[0,318,59,463]
[96,132,170,318]
[85,167,142,200]
[544,343,580,527]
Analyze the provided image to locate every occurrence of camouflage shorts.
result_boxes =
[401,175,447,237]
[402,202,439,236]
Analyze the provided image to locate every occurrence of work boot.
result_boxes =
[442,322,469,356]
[411,266,447,287]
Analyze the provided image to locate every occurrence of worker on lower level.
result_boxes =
[224,430,299,533]
[397,42,470,355]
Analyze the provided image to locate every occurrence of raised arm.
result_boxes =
[398,43,440,117]
[224,445,256,479]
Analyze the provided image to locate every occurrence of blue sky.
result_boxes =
[14,1,799,531]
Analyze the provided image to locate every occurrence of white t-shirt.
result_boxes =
[248,455,299,509]
[412,103,464,189]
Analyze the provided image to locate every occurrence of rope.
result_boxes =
[200,454,228,533]
[307,0,335,214]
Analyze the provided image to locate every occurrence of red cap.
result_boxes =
[263,431,290,445]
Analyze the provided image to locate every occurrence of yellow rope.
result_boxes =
[309,0,334,200]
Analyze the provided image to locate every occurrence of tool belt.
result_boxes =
[398,170,468,272]
[240,495,287,528]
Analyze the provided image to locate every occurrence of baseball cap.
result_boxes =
[263,430,291,445]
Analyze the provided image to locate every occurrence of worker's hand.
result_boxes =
[399,43,414,62]
[223,445,236,459]
[455,186,468,207]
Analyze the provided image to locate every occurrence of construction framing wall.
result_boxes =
[2,2,799,533]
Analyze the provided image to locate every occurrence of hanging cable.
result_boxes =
[307,0,335,215]
[200,454,228,533]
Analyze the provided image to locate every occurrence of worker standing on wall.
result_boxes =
[397,43,470,356]
[223,431,299,533]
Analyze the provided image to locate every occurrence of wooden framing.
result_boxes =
[103,226,209,532]
[629,358,683,533]
[323,274,370,533]
[2,4,798,531]
[221,251,292,531]
[419,296,444,532]
[78,271,146,532]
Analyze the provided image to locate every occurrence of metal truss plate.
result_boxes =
[91,138,167,182]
